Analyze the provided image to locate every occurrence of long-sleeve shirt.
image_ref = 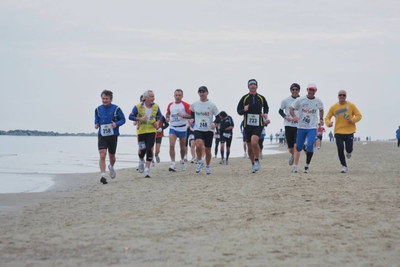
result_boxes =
[324,101,362,134]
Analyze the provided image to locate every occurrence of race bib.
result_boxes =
[171,114,180,122]
[188,134,194,141]
[247,114,260,126]
[197,118,210,131]
[138,141,146,150]
[100,124,114,136]
[302,115,311,125]
[223,132,231,138]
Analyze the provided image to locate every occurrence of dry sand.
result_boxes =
[0,141,399,267]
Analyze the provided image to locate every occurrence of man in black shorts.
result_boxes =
[94,90,126,184]
[214,111,234,165]
[279,83,300,165]
[237,79,269,173]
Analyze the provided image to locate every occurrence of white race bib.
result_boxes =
[171,114,180,122]
[197,118,211,131]
[138,141,146,150]
[100,124,114,136]
[223,132,231,138]
[247,114,260,126]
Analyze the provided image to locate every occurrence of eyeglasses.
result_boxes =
[307,88,316,91]
[291,88,299,91]
[338,94,346,97]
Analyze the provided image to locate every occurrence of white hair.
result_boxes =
[142,90,154,100]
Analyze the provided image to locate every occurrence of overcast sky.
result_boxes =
[1,0,398,140]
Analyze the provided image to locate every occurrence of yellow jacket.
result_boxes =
[325,101,362,134]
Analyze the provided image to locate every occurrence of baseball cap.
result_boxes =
[307,83,317,90]
[198,86,208,92]
[248,79,258,87]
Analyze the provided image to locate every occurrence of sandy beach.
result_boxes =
[0,141,399,267]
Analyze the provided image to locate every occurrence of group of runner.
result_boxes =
[94,79,362,184]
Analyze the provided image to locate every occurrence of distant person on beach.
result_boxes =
[237,79,269,173]
[269,133,273,144]
[240,120,248,158]
[191,86,219,175]
[165,89,191,172]
[153,114,169,165]
[214,111,234,165]
[325,90,362,173]
[129,90,162,178]
[279,83,300,165]
[315,123,326,149]
[94,90,126,184]
[329,131,334,142]
[290,83,324,173]
[397,126,400,147]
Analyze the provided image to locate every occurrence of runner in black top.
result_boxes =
[237,79,269,173]
[214,111,234,165]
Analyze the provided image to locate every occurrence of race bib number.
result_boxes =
[138,141,146,150]
[247,114,260,126]
[171,114,180,122]
[197,118,210,130]
[223,132,231,138]
[100,124,114,136]
[302,115,311,125]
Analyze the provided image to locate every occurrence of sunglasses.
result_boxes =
[338,94,346,97]
[291,88,299,91]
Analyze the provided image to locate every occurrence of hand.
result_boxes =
[111,121,117,128]
[211,123,216,130]
[95,124,99,129]
[328,122,333,127]
[166,117,170,123]
[347,118,354,124]
[157,128,162,132]
[141,115,148,121]
[285,115,292,122]
[292,116,299,123]
[177,112,183,118]
[244,104,249,112]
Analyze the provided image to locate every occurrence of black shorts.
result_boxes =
[220,136,233,147]
[194,131,214,148]
[98,135,118,154]
[317,136,322,141]
[244,126,263,143]
[284,126,298,149]
[155,137,163,144]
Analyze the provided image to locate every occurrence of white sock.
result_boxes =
[101,172,106,177]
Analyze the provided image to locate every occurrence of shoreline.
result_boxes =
[1,141,399,266]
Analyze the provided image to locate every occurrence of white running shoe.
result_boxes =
[219,159,225,164]
[243,153,247,158]
[288,154,294,165]
[144,168,151,178]
[292,165,298,173]
[169,163,177,172]
[341,166,348,173]
[184,155,188,162]
[251,164,256,173]
[190,157,196,163]
[180,159,186,171]
[195,160,203,173]
[346,153,352,159]
[155,154,160,163]
[254,160,260,171]
[259,152,263,159]
[138,161,145,173]
[108,164,116,179]
[205,165,211,175]
[151,160,155,167]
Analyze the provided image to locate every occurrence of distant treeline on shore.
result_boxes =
[0,129,135,137]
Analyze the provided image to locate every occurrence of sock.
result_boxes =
[101,172,106,177]
[226,152,230,160]
[220,151,224,159]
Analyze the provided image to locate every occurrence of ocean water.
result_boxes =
[0,136,283,193]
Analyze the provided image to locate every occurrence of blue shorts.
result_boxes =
[169,128,187,139]
[296,128,317,153]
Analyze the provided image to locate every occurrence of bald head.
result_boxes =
[338,90,347,104]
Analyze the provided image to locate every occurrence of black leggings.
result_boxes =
[138,133,156,162]
[335,133,353,167]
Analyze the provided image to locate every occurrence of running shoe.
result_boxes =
[251,164,256,173]
[100,177,108,184]
[108,164,116,179]
[225,160,229,165]
[144,168,151,178]
[195,160,203,174]
[292,165,298,173]
[254,160,260,172]
[288,154,294,165]
[138,161,145,173]
[169,163,177,172]
[180,159,186,171]
[184,155,188,162]
[155,154,160,163]
[205,165,211,175]
[243,153,247,158]
[190,157,197,163]
[151,160,155,167]
[259,152,263,159]
[219,159,225,164]
[304,166,309,173]
[346,153,352,159]
[341,166,348,173]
